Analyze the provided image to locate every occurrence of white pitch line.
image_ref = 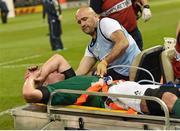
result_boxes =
[0,63,43,69]
[0,105,28,117]
[0,55,41,66]
[0,109,10,116]
[0,60,72,69]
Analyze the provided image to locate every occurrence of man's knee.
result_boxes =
[53,54,63,59]
[162,92,178,112]
[52,54,66,63]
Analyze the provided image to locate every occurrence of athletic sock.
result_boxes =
[172,99,180,117]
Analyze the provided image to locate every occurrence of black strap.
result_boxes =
[61,68,76,79]
[36,86,50,104]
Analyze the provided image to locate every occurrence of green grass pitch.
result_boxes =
[0,0,180,129]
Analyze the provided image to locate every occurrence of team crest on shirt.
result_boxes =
[134,90,141,96]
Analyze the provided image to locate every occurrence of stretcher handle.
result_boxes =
[47,89,170,129]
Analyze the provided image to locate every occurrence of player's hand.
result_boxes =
[96,59,108,77]
[34,68,46,83]
[30,70,41,80]
[24,65,38,80]
[142,6,152,22]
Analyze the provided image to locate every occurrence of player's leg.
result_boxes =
[162,92,180,117]
[36,54,74,82]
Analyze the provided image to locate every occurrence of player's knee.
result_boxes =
[162,92,178,112]
[53,54,64,61]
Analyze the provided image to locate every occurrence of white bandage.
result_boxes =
[142,8,152,22]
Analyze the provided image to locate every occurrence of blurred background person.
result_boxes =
[172,19,180,83]
[42,0,64,51]
[89,0,152,51]
[0,0,9,24]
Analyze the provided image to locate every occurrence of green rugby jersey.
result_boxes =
[47,75,105,108]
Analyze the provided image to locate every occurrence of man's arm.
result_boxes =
[75,56,97,75]
[176,20,180,36]
[96,30,129,77]
[139,0,152,22]
[175,20,180,57]
[57,1,62,20]
[57,0,62,15]
[36,54,72,82]
[23,72,43,103]
[42,0,46,19]
[106,30,129,64]
[53,0,61,16]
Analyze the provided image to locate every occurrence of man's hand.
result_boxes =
[142,5,152,22]
[96,59,108,77]
[24,65,38,80]
[59,15,62,20]
[34,68,47,83]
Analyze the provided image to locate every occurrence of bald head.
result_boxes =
[76,7,96,18]
[75,7,99,36]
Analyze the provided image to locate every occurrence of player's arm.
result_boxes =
[96,30,129,77]
[139,0,152,22]
[96,18,129,77]
[23,72,43,103]
[175,20,180,57]
[139,0,149,6]
[76,56,97,75]
[58,2,62,20]
[57,0,62,15]
[176,20,180,36]
[36,54,72,82]
[106,30,129,64]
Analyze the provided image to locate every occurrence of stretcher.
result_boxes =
[11,89,180,130]
[11,45,178,130]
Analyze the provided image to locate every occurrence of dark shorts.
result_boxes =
[144,86,180,116]
[106,68,129,81]
[91,68,129,80]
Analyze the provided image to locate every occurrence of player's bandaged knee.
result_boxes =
[172,99,180,117]
[62,68,76,79]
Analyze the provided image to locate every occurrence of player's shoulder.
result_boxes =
[100,17,117,22]
[100,17,119,26]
